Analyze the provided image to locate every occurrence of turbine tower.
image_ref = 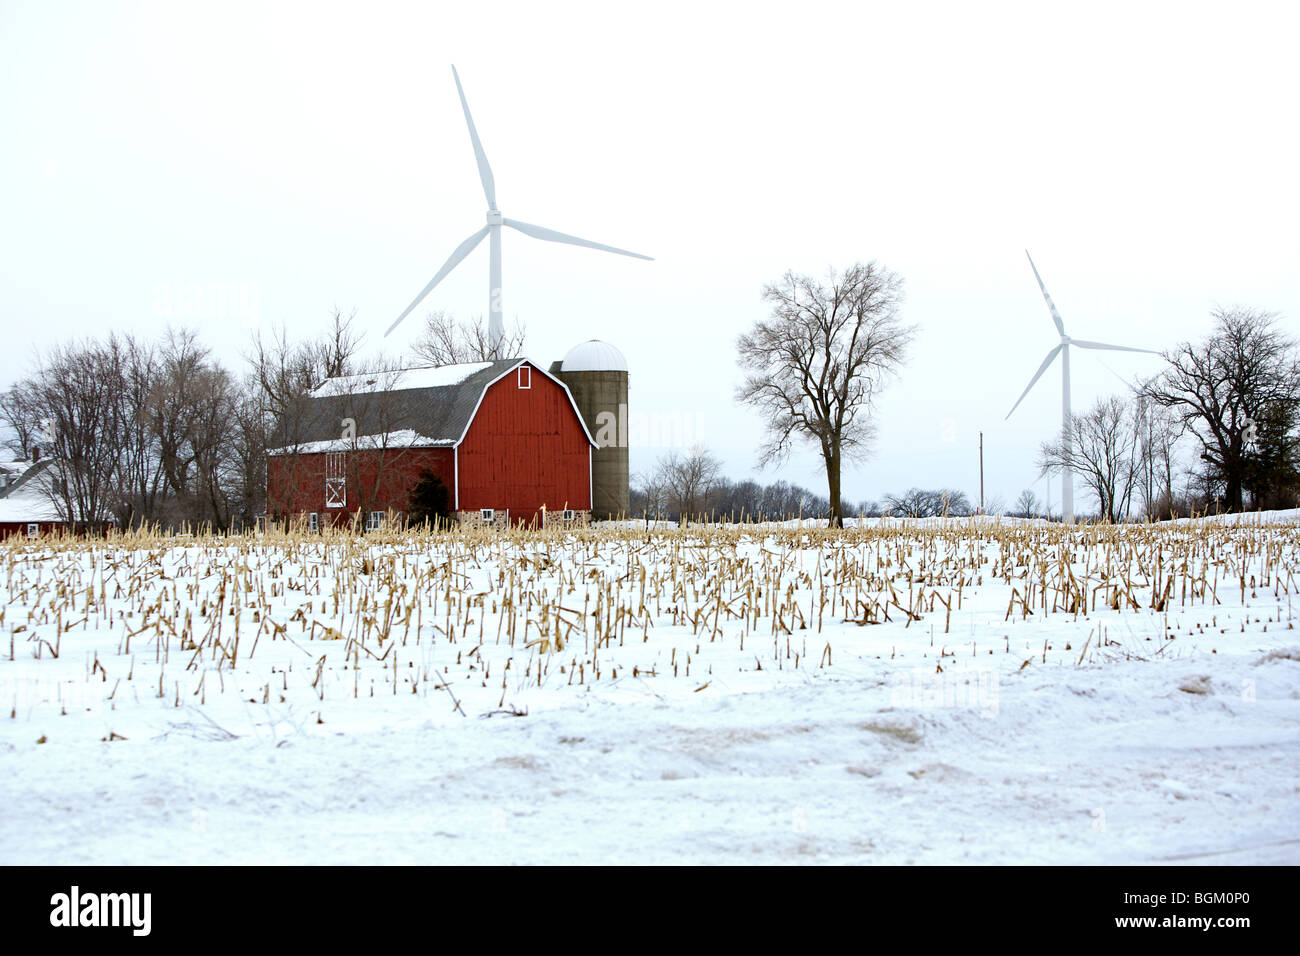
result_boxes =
[1005,251,1158,523]
[386,66,653,355]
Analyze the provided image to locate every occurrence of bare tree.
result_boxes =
[0,382,40,460]
[1145,307,1299,512]
[249,309,364,521]
[631,469,669,527]
[737,262,916,527]
[186,366,241,529]
[1131,393,1184,520]
[110,334,169,528]
[336,362,419,521]
[309,308,363,380]
[249,310,362,418]
[227,388,269,530]
[1012,488,1040,518]
[147,328,204,515]
[1037,395,1140,523]
[27,339,125,530]
[412,311,526,366]
[654,445,723,521]
[12,334,201,530]
[121,328,258,530]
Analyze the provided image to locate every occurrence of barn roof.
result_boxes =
[0,459,63,523]
[312,362,495,397]
[268,358,595,455]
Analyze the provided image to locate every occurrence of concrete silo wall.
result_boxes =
[556,369,629,520]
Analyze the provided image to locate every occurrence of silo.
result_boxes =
[554,340,629,520]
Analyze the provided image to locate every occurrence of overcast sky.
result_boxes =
[3,0,1297,511]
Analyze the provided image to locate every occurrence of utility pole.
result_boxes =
[979,432,984,515]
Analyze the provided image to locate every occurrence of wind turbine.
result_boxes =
[1005,251,1159,523]
[386,66,653,355]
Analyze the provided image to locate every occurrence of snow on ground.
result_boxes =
[2,516,1298,864]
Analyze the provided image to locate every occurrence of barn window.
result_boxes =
[309,512,319,532]
[367,511,384,531]
[563,510,575,521]
[325,453,346,507]
[27,523,38,538]
[480,508,495,523]
[517,366,531,389]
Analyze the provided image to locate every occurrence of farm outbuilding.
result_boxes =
[267,358,598,529]
[0,458,70,538]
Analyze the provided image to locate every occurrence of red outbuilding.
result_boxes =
[267,359,595,529]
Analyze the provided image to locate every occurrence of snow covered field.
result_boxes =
[2,516,1298,865]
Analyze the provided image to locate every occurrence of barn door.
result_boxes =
[325,452,347,508]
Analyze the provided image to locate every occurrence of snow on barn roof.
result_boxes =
[271,357,597,452]
[0,459,62,523]
[0,458,36,476]
[311,362,494,398]
[0,487,60,523]
[268,429,456,457]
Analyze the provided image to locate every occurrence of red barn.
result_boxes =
[267,359,595,529]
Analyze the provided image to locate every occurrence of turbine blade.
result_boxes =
[1004,344,1063,420]
[1070,339,1161,355]
[452,65,496,209]
[1097,361,1162,403]
[385,226,490,336]
[1025,250,1066,337]
[503,218,653,260]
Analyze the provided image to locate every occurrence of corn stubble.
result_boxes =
[3,516,1297,723]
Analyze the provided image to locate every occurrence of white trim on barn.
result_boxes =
[452,360,598,449]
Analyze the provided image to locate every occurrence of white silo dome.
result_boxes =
[561,339,628,372]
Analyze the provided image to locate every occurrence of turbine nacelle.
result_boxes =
[486,209,503,226]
